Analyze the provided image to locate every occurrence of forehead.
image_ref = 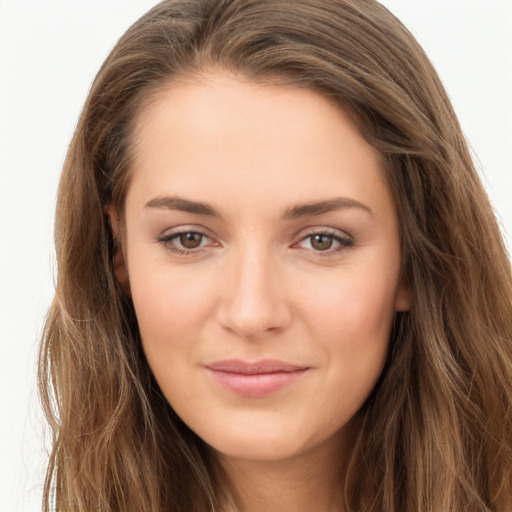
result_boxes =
[127,73,393,217]
[133,73,374,157]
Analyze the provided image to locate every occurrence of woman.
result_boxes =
[38,0,512,511]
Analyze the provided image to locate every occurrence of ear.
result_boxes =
[104,204,131,296]
[395,276,412,312]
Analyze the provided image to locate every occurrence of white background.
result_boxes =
[0,1,510,510]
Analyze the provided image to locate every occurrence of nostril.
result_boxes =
[216,253,293,339]
[219,305,290,341]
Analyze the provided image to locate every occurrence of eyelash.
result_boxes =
[156,230,214,256]
[156,228,353,257]
[294,229,353,256]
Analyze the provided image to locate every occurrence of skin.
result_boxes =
[114,73,410,512]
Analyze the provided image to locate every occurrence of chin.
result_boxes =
[211,435,308,462]
[196,416,348,465]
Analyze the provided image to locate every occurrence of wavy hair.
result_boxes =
[39,0,512,510]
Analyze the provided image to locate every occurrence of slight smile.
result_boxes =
[205,359,311,398]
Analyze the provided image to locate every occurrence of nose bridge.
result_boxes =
[218,238,290,339]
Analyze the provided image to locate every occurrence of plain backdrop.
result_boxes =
[1,1,511,511]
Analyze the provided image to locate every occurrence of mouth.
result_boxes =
[205,359,310,397]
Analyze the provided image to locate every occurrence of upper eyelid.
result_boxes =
[294,226,353,241]
[158,225,215,238]
[157,227,223,255]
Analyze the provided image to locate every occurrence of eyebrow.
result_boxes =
[282,197,373,219]
[144,195,373,218]
[145,196,220,216]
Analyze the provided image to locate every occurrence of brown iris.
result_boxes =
[179,232,203,249]
[310,234,334,251]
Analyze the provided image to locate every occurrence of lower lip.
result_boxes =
[206,369,308,397]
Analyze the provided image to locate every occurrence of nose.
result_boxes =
[216,244,292,340]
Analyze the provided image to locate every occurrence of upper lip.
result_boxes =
[206,359,309,374]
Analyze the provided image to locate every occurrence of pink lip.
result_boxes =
[205,359,309,397]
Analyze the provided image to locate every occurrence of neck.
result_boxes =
[217,429,354,512]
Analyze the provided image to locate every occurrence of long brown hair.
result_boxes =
[39,1,512,510]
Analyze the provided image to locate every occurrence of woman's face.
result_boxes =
[121,73,410,462]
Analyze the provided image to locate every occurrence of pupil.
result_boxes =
[312,234,333,251]
[180,232,202,249]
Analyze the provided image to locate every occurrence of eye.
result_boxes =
[309,234,337,251]
[295,230,353,254]
[178,231,204,249]
[156,229,215,255]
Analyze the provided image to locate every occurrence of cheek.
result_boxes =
[301,259,399,344]
[299,262,399,405]
[127,254,218,358]
[128,268,216,412]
